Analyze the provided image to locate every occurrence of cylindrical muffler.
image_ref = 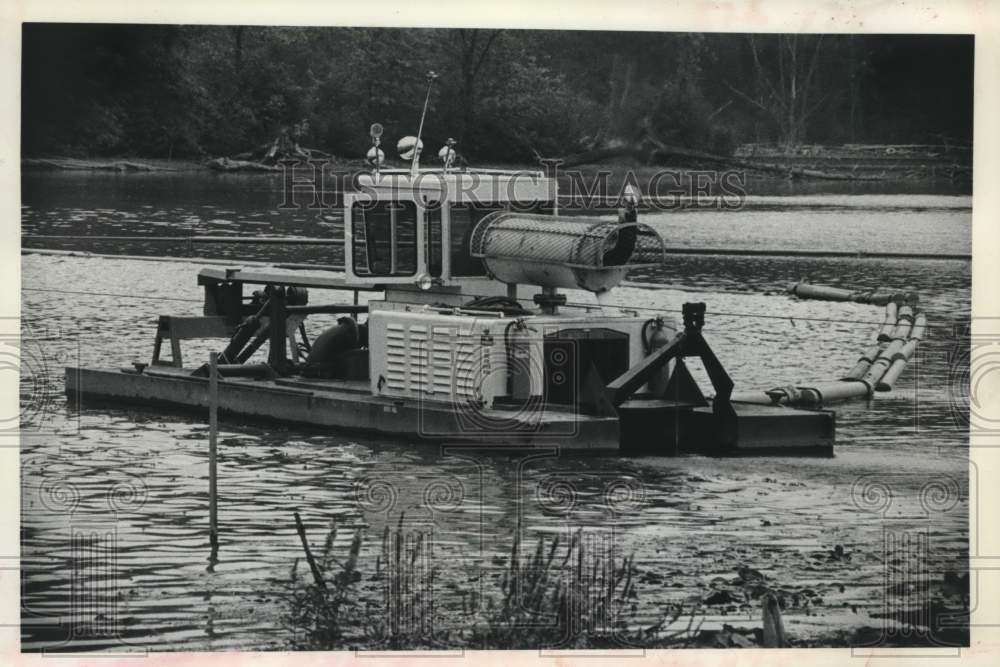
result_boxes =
[469,212,665,293]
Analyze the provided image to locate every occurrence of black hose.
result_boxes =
[602,225,638,266]
[463,295,532,316]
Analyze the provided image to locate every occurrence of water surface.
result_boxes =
[20,172,970,650]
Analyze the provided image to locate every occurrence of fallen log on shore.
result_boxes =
[22,158,162,172]
[205,157,279,173]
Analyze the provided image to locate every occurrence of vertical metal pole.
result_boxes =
[410,71,437,178]
[209,352,219,559]
[267,287,287,370]
[389,206,398,275]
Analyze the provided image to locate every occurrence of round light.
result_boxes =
[370,123,384,139]
[397,135,424,161]
[416,273,433,290]
[365,146,384,166]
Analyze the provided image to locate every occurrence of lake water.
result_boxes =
[20,172,971,651]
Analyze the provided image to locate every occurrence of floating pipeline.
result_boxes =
[909,311,928,341]
[889,304,915,340]
[732,381,870,406]
[842,341,883,381]
[876,301,898,342]
[731,301,927,408]
[843,301,916,381]
[875,340,919,393]
[860,337,906,388]
[876,312,927,392]
[764,380,872,407]
[787,281,917,307]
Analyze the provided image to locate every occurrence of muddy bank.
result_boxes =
[21,157,206,172]
[21,155,360,173]
[22,141,971,191]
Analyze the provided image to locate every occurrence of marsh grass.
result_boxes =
[468,528,639,648]
[286,516,365,648]
[287,517,714,650]
[367,515,439,648]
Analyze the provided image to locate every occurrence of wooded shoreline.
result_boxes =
[22,143,972,185]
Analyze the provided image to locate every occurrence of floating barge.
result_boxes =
[65,136,834,455]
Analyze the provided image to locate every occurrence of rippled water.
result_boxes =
[20,172,970,651]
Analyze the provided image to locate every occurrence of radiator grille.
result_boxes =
[382,322,484,400]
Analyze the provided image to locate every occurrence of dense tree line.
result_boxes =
[21,25,973,161]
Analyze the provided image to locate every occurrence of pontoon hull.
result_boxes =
[64,366,834,456]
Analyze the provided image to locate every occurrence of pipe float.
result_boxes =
[876,312,927,392]
[876,302,898,342]
[865,290,916,307]
[888,317,912,341]
[889,305,914,340]
[788,283,856,301]
[859,345,895,388]
[861,292,898,307]
[842,341,885,381]
[875,340,919,392]
[861,338,906,387]
[787,282,910,305]
[743,307,927,406]
[909,312,927,341]
[803,380,872,405]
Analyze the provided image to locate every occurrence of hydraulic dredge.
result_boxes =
[65,120,834,455]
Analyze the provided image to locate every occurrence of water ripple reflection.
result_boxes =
[20,179,970,650]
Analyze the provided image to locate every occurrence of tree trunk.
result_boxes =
[454,29,501,144]
[232,26,245,71]
[596,53,638,146]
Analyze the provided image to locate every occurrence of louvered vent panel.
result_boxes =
[374,313,502,403]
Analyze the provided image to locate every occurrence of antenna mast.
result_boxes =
[411,71,438,178]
